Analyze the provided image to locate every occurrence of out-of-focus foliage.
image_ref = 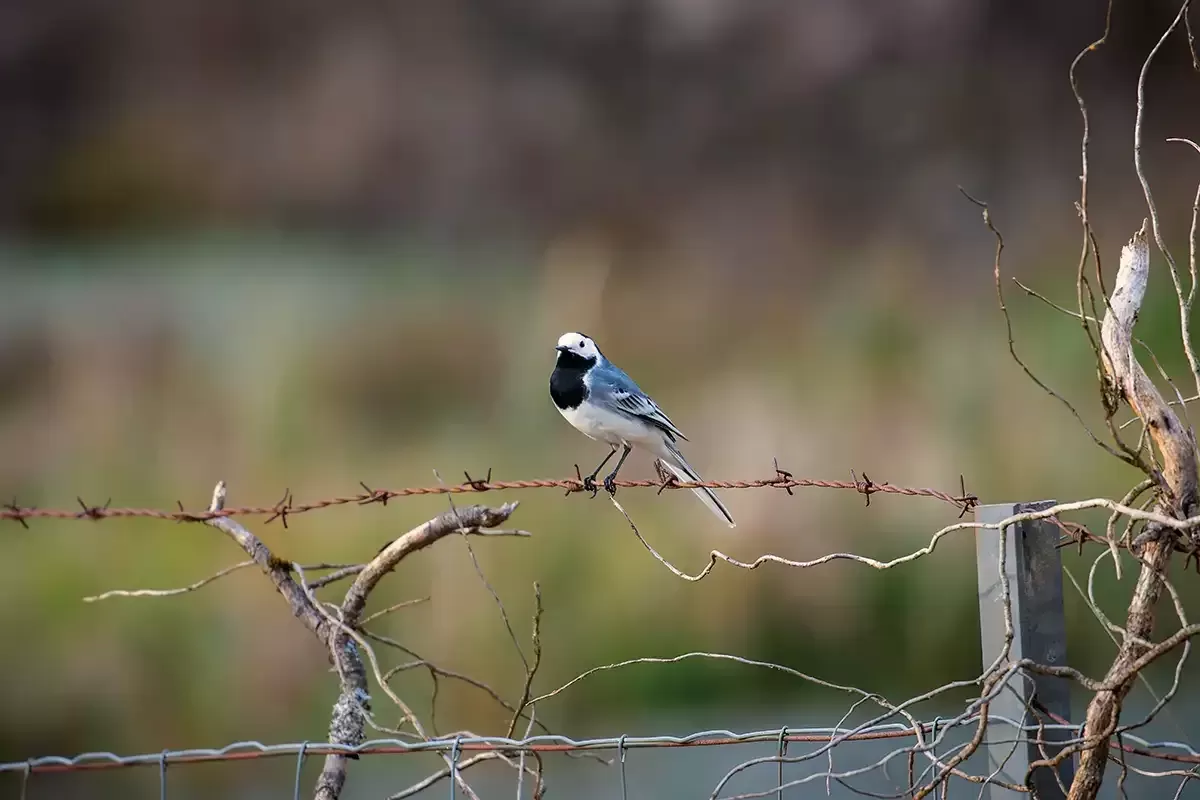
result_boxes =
[3,1,1200,796]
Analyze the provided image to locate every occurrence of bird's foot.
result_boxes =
[603,473,618,495]
[571,463,601,497]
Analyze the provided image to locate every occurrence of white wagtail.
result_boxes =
[549,332,735,527]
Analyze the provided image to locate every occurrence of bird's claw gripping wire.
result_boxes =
[568,464,600,498]
[599,445,632,497]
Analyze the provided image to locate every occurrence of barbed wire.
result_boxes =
[6,7,1198,800]
[0,466,979,528]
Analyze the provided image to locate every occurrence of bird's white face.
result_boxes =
[555,332,601,362]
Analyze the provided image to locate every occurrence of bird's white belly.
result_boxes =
[558,403,658,447]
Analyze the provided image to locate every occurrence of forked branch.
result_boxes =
[1070,226,1199,800]
[203,480,520,800]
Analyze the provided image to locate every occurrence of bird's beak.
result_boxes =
[555,345,570,354]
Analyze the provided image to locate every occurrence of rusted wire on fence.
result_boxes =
[7,719,1200,776]
[0,727,928,775]
[8,718,1200,800]
[0,468,979,527]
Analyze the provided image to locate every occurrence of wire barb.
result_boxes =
[772,458,795,495]
[850,470,883,507]
[462,468,492,492]
[0,472,981,524]
[357,481,390,507]
[75,497,111,520]
[4,498,29,529]
[956,474,978,518]
[264,488,294,528]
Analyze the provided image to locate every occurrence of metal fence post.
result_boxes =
[976,501,1073,799]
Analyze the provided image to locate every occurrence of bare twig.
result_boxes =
[358,597,430,626]
[1070,0,1117,421]
[342,503,519,627]
[387,752,502,800]
[960,188,1141,466]
[506,584,543,739]
[204,482,331,641]
[528,651,898,716]
[308,565,366,590]
[614,488,1200,584]
[82,560,256,602]
[316,503,518,800]
[201,480,521,800]
[1135,3,1200,403]
[298,566,484,800]
[1168,135,1200,398]
[433,472,530,674]
[201,482,363,800]
[1071,223,1199,800]
[84,561,366,603]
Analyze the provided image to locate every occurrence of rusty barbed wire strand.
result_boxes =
[0,469,978,526]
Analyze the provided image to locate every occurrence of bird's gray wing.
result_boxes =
[588,362,689,442]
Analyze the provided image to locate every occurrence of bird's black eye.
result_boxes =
[579,340,585,348]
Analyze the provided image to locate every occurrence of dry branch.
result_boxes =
[1070,226,1199,800]
[202,480,520,800]
[82,560,256,602]
[319,502,518,800]
[342,503,519,626]
[1100,225,1197,507]
[204,482,332,641]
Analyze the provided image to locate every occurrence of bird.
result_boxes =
[549,331,735,527]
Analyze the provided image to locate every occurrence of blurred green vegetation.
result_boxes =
[3,233,1200,776]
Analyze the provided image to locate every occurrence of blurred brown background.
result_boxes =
[3,1,1200,797]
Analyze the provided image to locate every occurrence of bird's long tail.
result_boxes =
[655,440,736,528]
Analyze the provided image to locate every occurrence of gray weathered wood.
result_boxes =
[976,501,1073,799]
[1070,223,1197,800]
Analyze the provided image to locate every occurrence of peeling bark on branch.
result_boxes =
[1100,223,1198,510]
[1069,224,1199,800]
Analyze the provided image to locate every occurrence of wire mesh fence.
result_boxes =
[5,470,1200,799]
[8,4,1200,798]
[7,719,1200,799]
